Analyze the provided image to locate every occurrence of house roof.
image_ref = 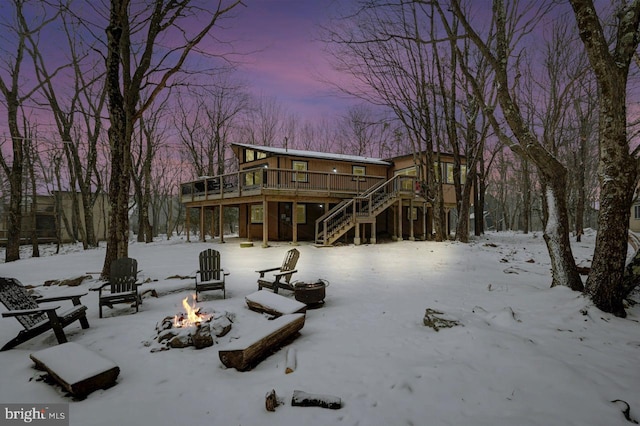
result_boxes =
[231,142,392,166]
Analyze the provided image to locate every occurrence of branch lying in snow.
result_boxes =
[291,390,342,409]
[423,308,461,331]
[611,399,639,424]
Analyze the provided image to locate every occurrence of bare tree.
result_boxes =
[569,0,640,316]
[176,75,248,178]
[102,0,244,277]
[337,104,390,157]
[25,5,107,249]
[444,0,583,290]
[0,1,60,262]
[325,1,448,240]
[240,94,287,147]
[132,99,167,243]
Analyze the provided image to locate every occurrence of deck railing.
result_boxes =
[180,167,386,202]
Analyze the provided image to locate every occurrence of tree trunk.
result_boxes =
[569,0,640,317]
[102,4,131,278]
[586,78,636,317]
[542,176,583,290]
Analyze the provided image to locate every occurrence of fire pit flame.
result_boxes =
[173,294,212,328]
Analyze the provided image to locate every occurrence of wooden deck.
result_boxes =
[180,167,386,205]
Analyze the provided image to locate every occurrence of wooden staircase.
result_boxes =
[315,175,416,246]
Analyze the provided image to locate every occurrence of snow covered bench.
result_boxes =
[245,290,307,317]
[218,313,305,371]
[29,342,120,397]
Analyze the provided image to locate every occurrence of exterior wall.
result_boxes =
[0,192,109,244]
[240,201,335,242]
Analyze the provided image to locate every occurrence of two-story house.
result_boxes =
[180,142,465,247]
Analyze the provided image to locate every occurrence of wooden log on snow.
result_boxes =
[291,390,342,409]
[30,342,120,398]
[285,347,297,374]
[265,389,279,412]
[245,290,307,318]
[218,313,305,371]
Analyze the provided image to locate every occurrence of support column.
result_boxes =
[219,205,225,243]
[292,201,299,245]
[262,198,269,248]
[211,206,216,240]
[409,199,415,241]
[397,200,403,241]
[371,221,377,244]
[445,208,450,240]
[422,203,427,240]
[186,207,191,242]
[199,207,205,242]
[354,220,361,245]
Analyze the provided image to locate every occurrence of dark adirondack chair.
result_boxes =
[196,249,229,301]
[256,248,300,294]
[96,257,141,318]
[0,277,90,351]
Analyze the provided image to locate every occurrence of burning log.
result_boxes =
[149,295,233,351]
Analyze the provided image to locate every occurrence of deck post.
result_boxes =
[397,199,403,241]
[199,207,205,242]
[409,199,415,241]
[370,222,377,244]
[262,198,269,248]
[423,203,427,240]
[211,206,216,240]
[186,207,191,242]
[354,221,361,245]
[219,205,225,243]
[292,201,299,245]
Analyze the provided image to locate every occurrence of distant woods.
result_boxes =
[1,1,639,315]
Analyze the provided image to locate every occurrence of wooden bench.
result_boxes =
[245,290,307,317]
[218,313,305,371]
[30,342,120,398]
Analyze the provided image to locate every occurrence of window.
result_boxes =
[442,163,466,184]
[395,167,417,191]
[635,205,640,220]
[352,165,366,181]
[250,205,264,223]
[244,165,266,187]
[292,160,308,182]
[245,149,266,162]
[296,204,307,224]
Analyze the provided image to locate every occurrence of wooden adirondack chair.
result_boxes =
[0,277,90,351]
[256,248,300,294]
[96,257,141,318]
[196,249,229,301]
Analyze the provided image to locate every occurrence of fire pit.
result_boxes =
[294,279,328,308]
[148,295,233,351]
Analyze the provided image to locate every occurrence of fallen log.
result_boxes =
[291,390,342,409]
[218,313,305,371]
[245,290,306,318]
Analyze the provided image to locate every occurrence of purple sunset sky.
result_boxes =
[0,0,351,139]
[223,0,350,122]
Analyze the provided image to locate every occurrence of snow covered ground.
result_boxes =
[0,230,639,426]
